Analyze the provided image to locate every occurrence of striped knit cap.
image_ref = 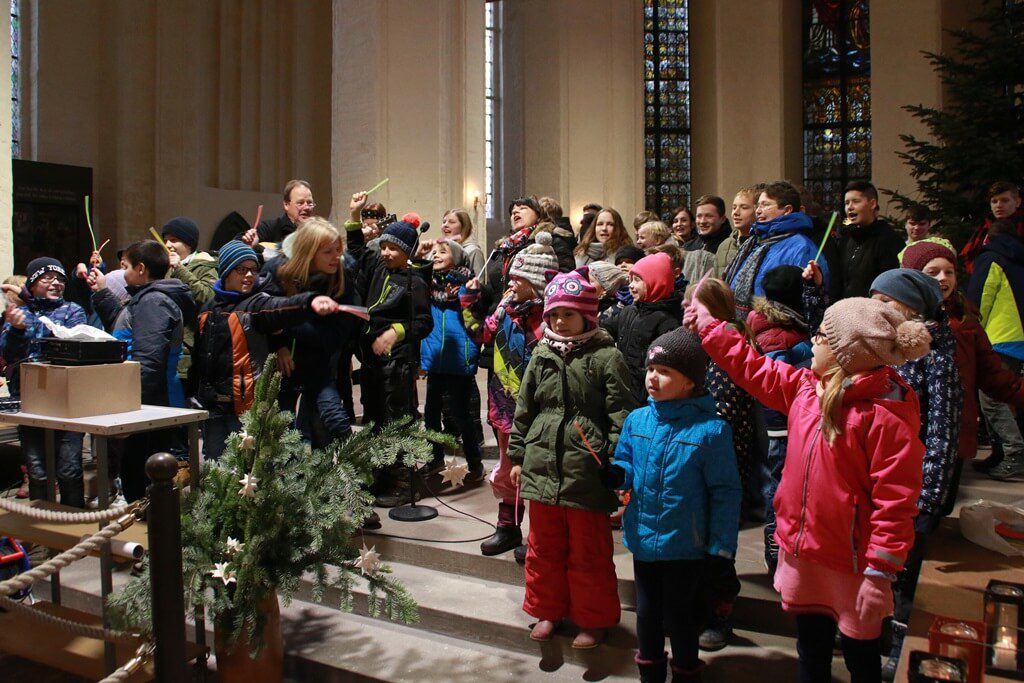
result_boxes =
[544,267,600,323]
[509,231,558,290]
[217,240,258,278]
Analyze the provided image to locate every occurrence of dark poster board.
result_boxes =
[12,159,92,275]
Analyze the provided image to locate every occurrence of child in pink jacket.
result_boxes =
[686,295,929,682]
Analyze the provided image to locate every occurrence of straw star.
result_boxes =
[440,457,470,487]
[239,432,255,451]
[354,544,381,577]
[225,537,244,555]
[238,473,259,498]
[211,562,236,585]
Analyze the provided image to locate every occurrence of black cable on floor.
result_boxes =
[363,474,499,544]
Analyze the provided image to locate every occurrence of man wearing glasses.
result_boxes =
[243,179,317,246]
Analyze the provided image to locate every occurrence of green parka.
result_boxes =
[509,329,639,513]
[171,251,218,377]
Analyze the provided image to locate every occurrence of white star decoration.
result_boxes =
[354,544,381,576]
[225,537,244,555]
[239,432,255,450]
[440,457,470,487]
[211,562,236,585]
[238,473,259,498]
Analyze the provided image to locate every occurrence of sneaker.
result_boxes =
[988,454,1024,481]
[698,624,731,652]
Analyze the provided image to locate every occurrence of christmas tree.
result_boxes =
[110,358,450,651]
[884,1,1024,247]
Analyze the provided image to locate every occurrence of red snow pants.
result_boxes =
[523,500,620,629]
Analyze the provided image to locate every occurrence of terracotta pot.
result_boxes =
[214,595,284,683]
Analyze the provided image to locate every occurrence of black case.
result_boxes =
[38,338,128,366]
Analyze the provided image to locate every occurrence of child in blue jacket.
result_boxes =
[420,238,482,477]
[602,326,741,682]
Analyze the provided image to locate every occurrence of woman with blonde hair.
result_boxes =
[575,208,634,265]
[264,217,361,448]
[441,208,485,275]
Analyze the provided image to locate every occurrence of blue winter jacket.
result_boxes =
[614,394,742,562]
[729,212,830,298]
[0,292,87,395]
[421,293,480,376]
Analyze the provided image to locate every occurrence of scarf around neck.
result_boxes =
[430,266,472,305]
[726,231,791,313]
[541,324,599,356]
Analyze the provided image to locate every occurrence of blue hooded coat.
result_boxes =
[728,212,829,299]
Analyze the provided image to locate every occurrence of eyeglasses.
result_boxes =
[232,265,259,277]
[812,333,826,345]
[36,274,63,284]
[292,200,316,208]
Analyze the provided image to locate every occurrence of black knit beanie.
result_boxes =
[161,217,200,252]
[25,257,67,289]
[761,265,804,312]
[646,327,709,391]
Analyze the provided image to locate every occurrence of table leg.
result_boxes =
[44,429,60,604]
[93,435,117,674]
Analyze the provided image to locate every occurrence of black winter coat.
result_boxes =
[602,294,683,402]
[256,214,297,244]
[829,218,904,301]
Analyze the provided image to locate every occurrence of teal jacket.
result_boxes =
[615,394,741,562]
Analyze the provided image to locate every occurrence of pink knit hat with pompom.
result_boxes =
[820,297,932,373]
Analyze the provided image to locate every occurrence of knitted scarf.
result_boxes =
[541,324,599,357]
[726,231,791,312]
[498,226,534,256]
[430,266,472,306]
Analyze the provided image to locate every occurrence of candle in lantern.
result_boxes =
[920,659,965,681]
[994,625,1018,670]
[938,622,977,667]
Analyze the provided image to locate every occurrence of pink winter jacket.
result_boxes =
[701,320,924,576]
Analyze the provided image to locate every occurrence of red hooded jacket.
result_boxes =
[700,320,924,576]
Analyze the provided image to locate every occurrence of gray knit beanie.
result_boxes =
[508,231,558,290]
[646,327,709,391]
[588,260,627,294]
[821,297,932,374]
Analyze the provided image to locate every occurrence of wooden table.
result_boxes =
[896,517,1024,681]
[0,404,207,675]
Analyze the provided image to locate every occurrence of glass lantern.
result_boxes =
[928,617,985,683]
[909,650,967,682]
[984,579,1024,679]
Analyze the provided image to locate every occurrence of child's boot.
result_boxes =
[480,502,522,555]
[670,659,704,682]
[571,628,606,649]
[635,653,668,683]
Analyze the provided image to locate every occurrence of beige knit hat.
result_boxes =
[588,260,627,294]
[509,231,558,290]
[820,297,932,374]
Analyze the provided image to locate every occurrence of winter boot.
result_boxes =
[636,653,668,683]
[670,659,704,682]
[514,543,528,564]
[572,628,607,649]
[57,477,85,509]
[881,621,907,682]
[973,443,1003,472]
[698,617,731,652]
[374,466,419,508]
[988,451,1024,481]
[28,478,48,502]
[481,502,523,555]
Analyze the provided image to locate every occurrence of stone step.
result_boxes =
[363,477,795,638]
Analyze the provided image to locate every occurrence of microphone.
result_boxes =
[418,221,430,234]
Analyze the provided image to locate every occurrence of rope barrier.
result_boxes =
[0,512,136,596]
[0,496,135,523]
[97,642,155,683]
[0,594,142,645]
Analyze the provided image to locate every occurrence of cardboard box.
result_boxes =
[20,362,141,418]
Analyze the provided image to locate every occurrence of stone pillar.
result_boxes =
[690,0,802,201]
[331,0,486,243]
[0,7,11,275]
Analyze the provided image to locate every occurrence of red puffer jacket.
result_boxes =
[946,294,1024,460]
[700,320,924,576]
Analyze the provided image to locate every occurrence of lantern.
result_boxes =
[983,579,1024,679]
[927,616,985,683]
[908,650,967,682]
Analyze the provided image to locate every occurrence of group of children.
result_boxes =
[3,177,1024,682]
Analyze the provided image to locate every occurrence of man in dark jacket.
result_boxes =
[88,240,197,501]
[242,179,316,245]
[829,180,905,301]
[960,181,1024,275]
[692,195,733,255]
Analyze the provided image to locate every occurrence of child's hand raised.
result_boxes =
[167,249,181,269]
[466,278,481,291]
[349,191,369,222]
[310,295,341,316]
[5,303,25,329]
[86,267,106,292]
[682,295,716,334]
[240,227,259,246]
[416,239,435,258]
[803,260,823,286]
[510,465,522,488]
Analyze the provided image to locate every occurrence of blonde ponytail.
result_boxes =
[819,363,852,445]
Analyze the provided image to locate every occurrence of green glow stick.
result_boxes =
[84,195,98,252]
[366,177,390,195]
[813,212,838,264]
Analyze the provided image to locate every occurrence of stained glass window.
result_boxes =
[485,2,499,220]
[10,0,19,158]
[644,0,691,216]
[802,0,871,212]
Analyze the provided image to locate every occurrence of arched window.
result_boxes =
[802,0,871,211]
[644,0,690,216]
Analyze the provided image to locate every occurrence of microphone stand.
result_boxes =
[390,232,438,522]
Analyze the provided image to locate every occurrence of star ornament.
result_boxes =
[354,544,381,576]
[238,473,259,498]
[440,457,470,487]
[211,562,236,585]
[239,432,255,451]
[225,537,245,555]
